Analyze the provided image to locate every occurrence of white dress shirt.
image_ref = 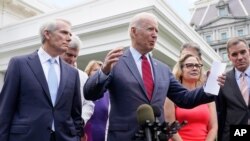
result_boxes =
[37,47,60,86]
[78,69,95,124]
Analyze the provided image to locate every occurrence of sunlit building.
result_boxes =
[190,0,250,67]
[0,0,221,90]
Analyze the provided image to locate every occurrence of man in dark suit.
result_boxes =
[84,12,225,141]
[217,37,250,141]
[0,19,83,141]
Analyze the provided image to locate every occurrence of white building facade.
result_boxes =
[0,0,221,90]
[190,0,250,65]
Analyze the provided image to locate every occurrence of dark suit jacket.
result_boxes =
[0,52,83,141]
[216,69,249,141]
[84,48,214,141]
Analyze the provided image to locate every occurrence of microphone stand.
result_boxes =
[133,120,154,141]
[133,120,187,141]
[158,120,188,141]
[152,119,161,141]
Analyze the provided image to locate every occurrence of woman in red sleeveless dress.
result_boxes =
[164,54,217,141]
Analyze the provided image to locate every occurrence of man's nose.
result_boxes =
[237,54,243,60]
[152,31,158,38]
[66,34,71,42]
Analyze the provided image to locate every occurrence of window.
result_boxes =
[219,7,227,16]
[237,29,244,36]
[222,52,228,61]
[205,35,212,42]
[221,33,227,40]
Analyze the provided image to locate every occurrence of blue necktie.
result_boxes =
[48,58,58,106]
[48,58,58,131]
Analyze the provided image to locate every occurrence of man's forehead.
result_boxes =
[229,47,247,54]
[67,48,79,52]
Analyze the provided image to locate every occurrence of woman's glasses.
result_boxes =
[183,63,203,69]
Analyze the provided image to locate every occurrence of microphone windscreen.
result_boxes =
[152,105,161,117]
[136,104,155,125]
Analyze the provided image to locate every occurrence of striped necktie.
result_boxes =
[240,73,249,106]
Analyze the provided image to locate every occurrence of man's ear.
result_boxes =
[131,27,136,33]
[227,52,231,61]
[131,27,137,38]
[44,30,50,40]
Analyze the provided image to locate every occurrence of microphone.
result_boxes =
[152,105,161,119]
[151,106,161,141]
[136,104,155,141]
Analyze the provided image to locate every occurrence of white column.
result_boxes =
[0,72,4,91]
[247,24,250,35]
[231,26,235,37]
[229,26,232,38]
[213,29,216,41]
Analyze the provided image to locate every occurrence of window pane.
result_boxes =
[222,52,228,61]
[237,29,244,36]
[206,35,212,42]
[221,33,227,40]
[219,8,227,16]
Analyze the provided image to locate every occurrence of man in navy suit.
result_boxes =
[216,37,250,141]
[84,12,225,141]
[0,19,83,141]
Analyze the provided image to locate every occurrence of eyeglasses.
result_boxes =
[182,63,203,69]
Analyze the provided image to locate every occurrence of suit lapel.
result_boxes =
[55,58,69,106]
[227,70,247,106]
[27,52,53,106]
[123,49,149,100]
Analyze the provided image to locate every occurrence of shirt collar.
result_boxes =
[129,46,151,61]
[235,65,250,80]
[38,47,60,64]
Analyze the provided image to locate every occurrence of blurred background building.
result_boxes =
[190,0,250,68]
[0,0,221,90]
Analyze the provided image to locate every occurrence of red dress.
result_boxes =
[175,104,210,141]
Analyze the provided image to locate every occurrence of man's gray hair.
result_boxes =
[128,12,158,38]
[69,34,82,49]
[39,19,71,44]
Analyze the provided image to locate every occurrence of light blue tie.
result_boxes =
[48,58,58,106]
[48,58,58,131]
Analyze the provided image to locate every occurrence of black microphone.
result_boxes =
[152,105,161,119]
[136,104,155,141]
[151,106,162,141]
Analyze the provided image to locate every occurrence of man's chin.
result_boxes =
[237,65,247,71]
[148,46,154,51]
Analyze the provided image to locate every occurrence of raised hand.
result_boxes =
[101,47,124,75]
